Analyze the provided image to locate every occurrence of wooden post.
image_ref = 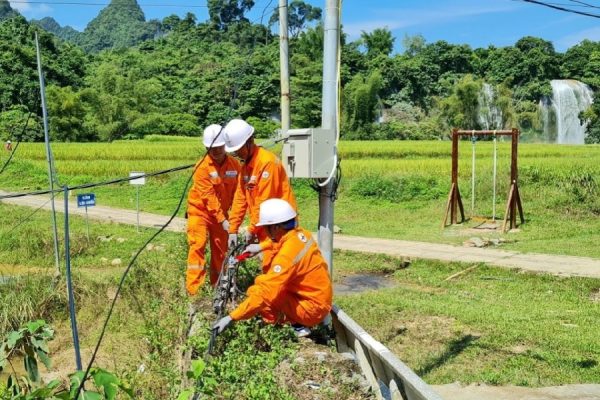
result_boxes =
[444,129,523,231]
[443,129,465,226]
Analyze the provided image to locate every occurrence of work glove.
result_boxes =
[221,219,230,232]
[244,230,255,244]
[244,243,262,256]
[228,233,238,248]
[213,315,233,335]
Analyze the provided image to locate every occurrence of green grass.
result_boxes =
[333,249,600,386]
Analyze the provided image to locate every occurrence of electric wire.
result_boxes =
[74,32,248,395]
[0,110,34,175]
[3,194,54,237]
[515,0,600,17]
[73,127,227,397]
[0,163,195,200]
[8,0,209,7]
[568,0,600,9]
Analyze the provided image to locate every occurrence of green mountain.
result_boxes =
[79,0,158,52]
[0,0,19,20]
[31,17,82,43]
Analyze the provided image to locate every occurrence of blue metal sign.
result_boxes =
[77,193,96,207]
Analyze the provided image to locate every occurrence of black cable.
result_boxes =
[8,1,209,7]
[72,61,243,394]
[73,127,228,397]
[516,0,600,17]
[2,194,54,236]
[0,111,34,175]
[0,163,195,200]
[74,5,257,392]
[567,0,600,9]
[73,167,196,399]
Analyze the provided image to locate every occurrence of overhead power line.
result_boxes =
[568,0,600,10]
[8,1,208,7]
[516,0,600,18]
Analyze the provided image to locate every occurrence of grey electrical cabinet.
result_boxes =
[280,128,336,178]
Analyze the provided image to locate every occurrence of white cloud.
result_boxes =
[343,1,521,39]
[9,1,52,17]
[556,27,600,51]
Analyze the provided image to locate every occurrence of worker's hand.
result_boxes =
[244,243,262,256]
[213,315,233,335]
[221,219,230,232]
[244,230,255,244]
[228,233,238,248]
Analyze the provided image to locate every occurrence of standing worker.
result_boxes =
[213,198,332,337]
[186,124,241,295]
[222,118,297,271]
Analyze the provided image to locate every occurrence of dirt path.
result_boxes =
[3,190,600,279]
[4,191,600,399]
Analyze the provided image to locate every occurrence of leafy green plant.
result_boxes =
[0,320,54,384]
[0,320,133,399]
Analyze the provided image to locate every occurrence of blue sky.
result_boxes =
[8,0,600,52]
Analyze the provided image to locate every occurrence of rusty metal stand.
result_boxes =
[443,128,524,232]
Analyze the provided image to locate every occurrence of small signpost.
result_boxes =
[76,193,95,240]
[129,172,146,232]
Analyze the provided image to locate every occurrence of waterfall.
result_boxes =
[478,83,503,130]
[543,80,594,144]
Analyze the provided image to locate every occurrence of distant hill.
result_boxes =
[31,17,82,43]
[79,0,159,52]
[0,0,19,20]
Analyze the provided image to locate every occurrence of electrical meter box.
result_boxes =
[280,128,336,178]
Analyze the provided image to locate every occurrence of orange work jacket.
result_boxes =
[230,228,332,323]
[187,155,241,223]
[228,146,297,235]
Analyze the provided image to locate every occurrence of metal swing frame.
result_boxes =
[442,128,525,232]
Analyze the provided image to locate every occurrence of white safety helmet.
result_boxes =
[203,124,225,147]
[256,198,297,227]
[223,119,254,152]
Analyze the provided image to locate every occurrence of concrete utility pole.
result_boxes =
[319,0,339,276]
[35,32,61,276]
[278,0,291,130]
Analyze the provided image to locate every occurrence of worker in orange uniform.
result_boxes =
[212,198,332,337]
[222,118,297,271]
[186,124,241,295]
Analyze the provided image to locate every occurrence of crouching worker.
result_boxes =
[212,198,332,337]
[186,124,241,295]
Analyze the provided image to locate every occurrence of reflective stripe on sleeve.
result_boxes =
[292,238,314,265]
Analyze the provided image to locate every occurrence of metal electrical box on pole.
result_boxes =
[280,128,336,178]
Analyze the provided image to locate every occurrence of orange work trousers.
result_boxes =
[260,293,329,327]
[186,215,227,295]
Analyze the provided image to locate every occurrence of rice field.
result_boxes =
[2,137,600,257]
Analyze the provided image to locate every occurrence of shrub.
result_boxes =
[350,174,444,202]
[246,117,279,139]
